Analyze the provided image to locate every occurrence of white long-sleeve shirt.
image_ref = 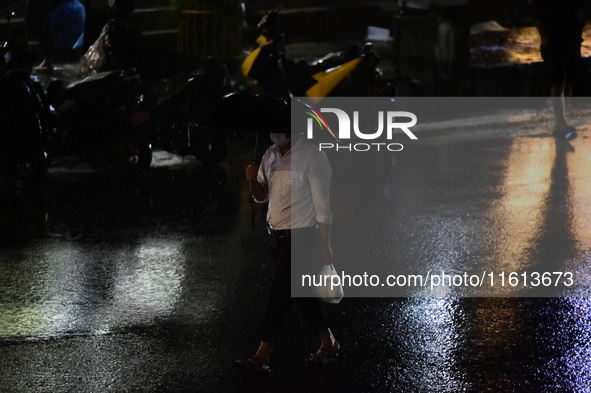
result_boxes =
[255,137,332,230]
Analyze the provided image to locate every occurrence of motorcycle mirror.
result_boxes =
[5,6,15,23]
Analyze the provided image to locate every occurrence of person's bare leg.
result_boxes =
[551,82,568,131]
[236,341,272,372]
[307,328,340,364]
[563,82,573,118]
[251,341,272,368]
[318,327,339,353]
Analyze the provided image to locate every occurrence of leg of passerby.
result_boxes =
[296,298,340,364]
[236,237,291,373]
[294,228,340,364]
[317,327,340,359]
[237,279,289,373]
[245,289,290,373]
[240,341,272,373]
[550,77,578,139]
[551,81,569,133]
[533,0,584,139]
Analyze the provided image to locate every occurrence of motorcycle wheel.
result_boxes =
[192,129,228,166]
[111,134,153,176]
[6,149,48,190]
[0,84,50,189]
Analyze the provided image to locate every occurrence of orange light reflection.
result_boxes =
[487,137,555,295]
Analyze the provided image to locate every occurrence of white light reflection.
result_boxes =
[0,240,88,339]
[544,298,591,391]
[104,237,186,329]
[394,298,467,392]
[0,237,189,340]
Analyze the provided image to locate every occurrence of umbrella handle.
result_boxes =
[251,131,260,230]
[253,132,259,163]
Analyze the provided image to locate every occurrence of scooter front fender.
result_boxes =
[242,46,262,78]
[305,57,362,99]
[242,35,274,78]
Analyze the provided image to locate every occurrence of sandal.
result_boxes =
[306,344,340,365]
[235,358,270,375]
[552,125,578,140]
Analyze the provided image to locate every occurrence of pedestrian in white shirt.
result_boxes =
[236,132,340,374]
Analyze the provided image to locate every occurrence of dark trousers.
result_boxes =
[260,228,329,343]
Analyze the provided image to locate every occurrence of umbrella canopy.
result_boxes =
[198,92,291,134]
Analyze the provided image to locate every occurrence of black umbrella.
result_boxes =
[197,92,293,228]
[198,92,291,161]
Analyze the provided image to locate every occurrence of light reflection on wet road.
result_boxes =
[1,123,591,392]
[471,24,591,66]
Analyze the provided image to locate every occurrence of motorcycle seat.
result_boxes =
[295,45,363,75]
[47,71,124,105]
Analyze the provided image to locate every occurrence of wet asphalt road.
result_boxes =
[1,111,591,393]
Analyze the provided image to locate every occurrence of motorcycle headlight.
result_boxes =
[1,49,12,68]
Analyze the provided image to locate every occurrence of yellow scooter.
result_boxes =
[241,7,392,101]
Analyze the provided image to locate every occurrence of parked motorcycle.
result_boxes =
[46,70,153,175]
[242,7,394,100]
[0,5,51,188]
[79,0,232,165]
